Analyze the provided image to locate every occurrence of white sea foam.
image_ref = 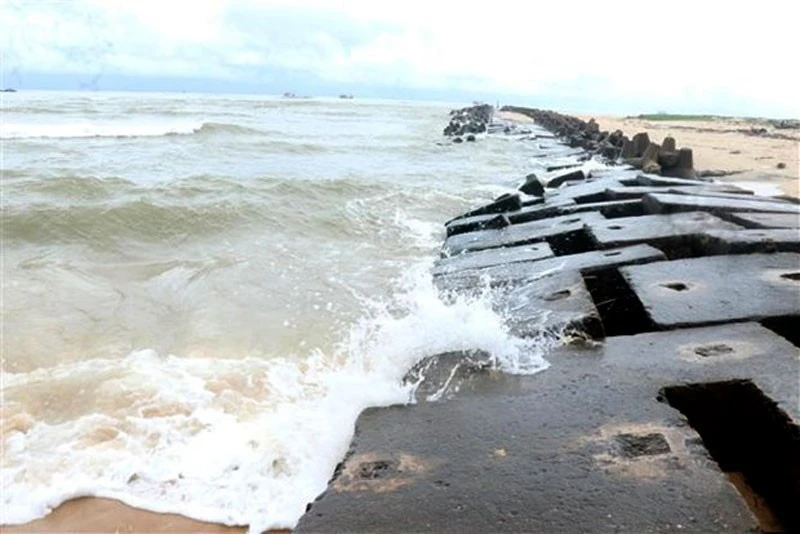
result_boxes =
[1,263,553,533]
[0,120,204,139]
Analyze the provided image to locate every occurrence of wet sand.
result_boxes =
[1,498,252,533]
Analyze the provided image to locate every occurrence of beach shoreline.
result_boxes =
[5,106,797,534]
[578,114,799,197]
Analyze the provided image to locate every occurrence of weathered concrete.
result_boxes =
[722,211,800,229]
[435,242,554,273]
[545,168,586,188]
[586,212,741,250]
[665,186,759,199]
[636,174,710,188]
[445,198,577,237]
[441,212,605,256]
[449,193,523,221]
[643,192,800,216]
[435,244,665,282]
[559,199,645,219]
[698,229,800,254]
[603,186,675,200]
[296,323,798,533]
[437,270,603,340]
[621,253,800,328]
[544,178,624,203]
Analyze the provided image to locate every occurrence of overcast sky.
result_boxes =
[2,0,798,116]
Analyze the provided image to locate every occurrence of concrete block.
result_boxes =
[587,212,741,249]
[722,212,800,229]
[435,242,554,273]
[643,193,800,216]
[621,253,800,328]
[441,212,605,256]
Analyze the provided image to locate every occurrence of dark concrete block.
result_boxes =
[560,199,645,219]
[435,242,554,273]
[435,244,666,283]
[643,193,800,216]
[699,229,800,254]
[545,178,624,204]
[448,193,523,223]
[604,186,679,200]
[446,199,579,237]
[589,168,641,185]
[586,212,741,249]
[545,168,586,188]
[296,323,799,533]
[444,213,511,237]
[722,211,800,229]
[621,253,800,328]
[499,271,603,338]
[441,212,605,256]
[636,174,709,187]
[666,186,756,198]
[438,270,603,339]
[519,173,544,196]
[631,131,651,157]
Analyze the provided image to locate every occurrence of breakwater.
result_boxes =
[502,105,698,178]
[295,106,800,533]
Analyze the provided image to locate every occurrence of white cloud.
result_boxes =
[2,0,799,115]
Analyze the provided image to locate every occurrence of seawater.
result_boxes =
[2,91,565,532]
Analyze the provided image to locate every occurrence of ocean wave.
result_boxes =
[2,199,272,244]
[0,121,266,140]
[0,265,555,532]
[1,176,412,244]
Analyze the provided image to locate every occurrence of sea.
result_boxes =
[1,91,573,532]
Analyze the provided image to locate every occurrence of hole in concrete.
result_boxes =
[583,268,655,337]
[607,225,624,230]
[694,343,734,357]
[761,317,800,348]
[660,379,800,533]
[661,282,689,292]
[546,228,596,256]
[604,251,622,257]
[780,272,800,281]
[613,433,671,458]
[358,460,396,480]
[543,289,571,301]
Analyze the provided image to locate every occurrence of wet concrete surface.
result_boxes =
[643,192,800,216]
[435,242,554,273]
[434,244,666,282]
[292,113,800,533]
[621,253,800,327]
[441,212,605,256]
[586,212,741,249]
[723,211,800,229]
[296,323,797,533]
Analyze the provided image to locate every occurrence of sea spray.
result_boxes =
[1,262,555,532]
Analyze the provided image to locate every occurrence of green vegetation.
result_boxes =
[630,112,770,123]
[632,113,720,121]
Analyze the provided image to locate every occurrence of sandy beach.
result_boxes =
[579,114,799,197]
[1,498,250,533]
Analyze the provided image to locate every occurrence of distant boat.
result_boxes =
[2,88,17,93]
[339,94,354,100]
[282,92,312,99]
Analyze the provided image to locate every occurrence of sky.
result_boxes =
[2,0,799,117]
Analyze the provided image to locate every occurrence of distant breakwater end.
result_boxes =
[293,105,800,533]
